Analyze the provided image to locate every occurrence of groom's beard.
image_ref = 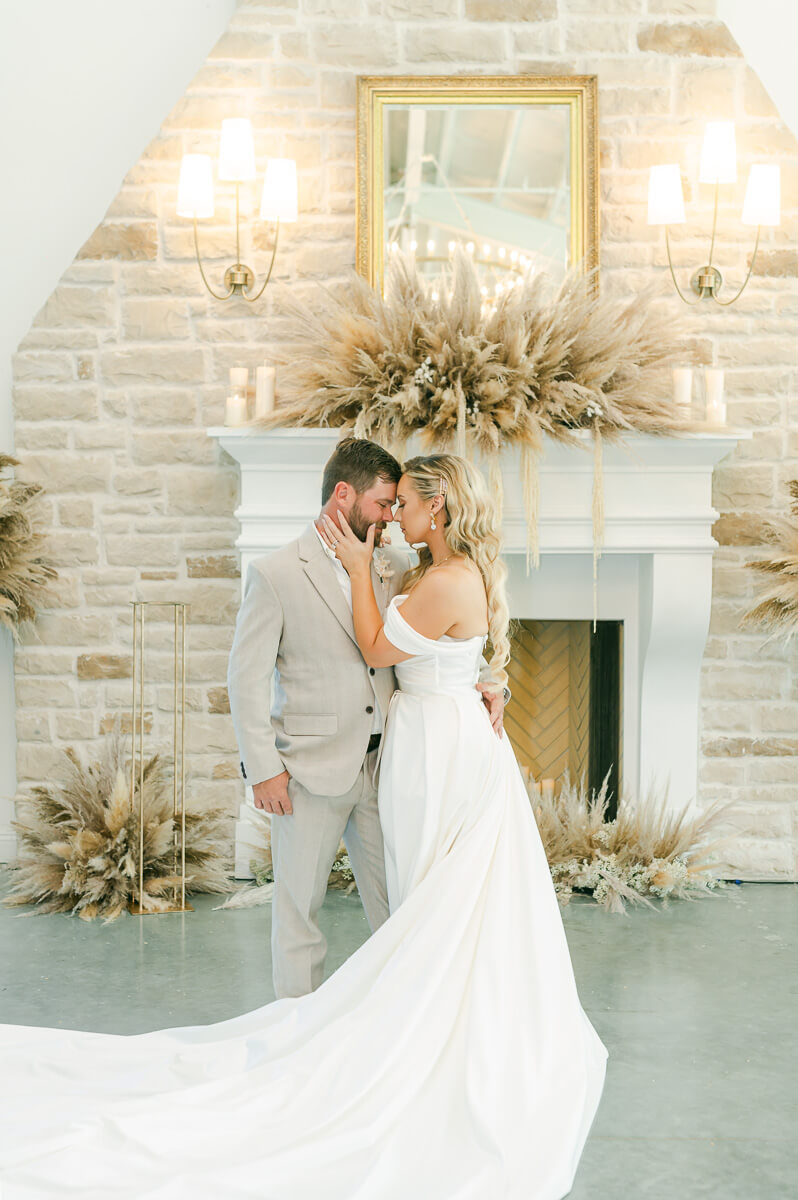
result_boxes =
[349,499,385,546]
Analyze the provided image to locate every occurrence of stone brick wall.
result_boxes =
[10,0,798,877]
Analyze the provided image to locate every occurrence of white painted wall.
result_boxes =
[0,0,236,857]
[719,0,798,139]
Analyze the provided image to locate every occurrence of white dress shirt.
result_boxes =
[313,522,382,734]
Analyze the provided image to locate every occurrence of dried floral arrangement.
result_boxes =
[258,249,692,565]
[219,777,734,916]
[2,731,236,922]
[743,479,798,635]
[0,453,57,638]
[531,775,736,914]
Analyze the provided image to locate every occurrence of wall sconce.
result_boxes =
[177,118,297,302]
[648,121,780,307]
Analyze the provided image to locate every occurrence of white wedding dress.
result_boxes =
[0,594,608,1200]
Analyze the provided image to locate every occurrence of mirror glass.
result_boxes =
[383,103,572,285]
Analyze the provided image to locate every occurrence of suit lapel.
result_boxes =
[306,558,362,646]
[298,522,392,648]
[300,522,392,645]
[298,523,357,646]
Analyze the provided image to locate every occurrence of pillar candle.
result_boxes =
[224,394,248,426]
[673,367,693,415]
[229,366,249,394]
[705,367,726,424]
[255,364,276,418]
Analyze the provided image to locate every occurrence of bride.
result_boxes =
[0,452,607,1200]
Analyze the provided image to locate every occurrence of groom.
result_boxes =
[227,436,507,999]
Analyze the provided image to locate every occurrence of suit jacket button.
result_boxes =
[365,705,374,714]
[369,667,375,675]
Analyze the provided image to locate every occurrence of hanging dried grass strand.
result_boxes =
[455,380,467,459]
[592,426,604,631]
[521,442,540,574]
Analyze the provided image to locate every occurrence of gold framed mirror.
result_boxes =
[356,74,599,292]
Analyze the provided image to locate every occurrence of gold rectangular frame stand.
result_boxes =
[128,601,193,915]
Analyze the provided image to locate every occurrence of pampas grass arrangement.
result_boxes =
[2,731,236,922]
[0,453,57,638]
[743,479,798,635]
[530,775,737,914]
[219,775,734,916]
[258,249,691,566]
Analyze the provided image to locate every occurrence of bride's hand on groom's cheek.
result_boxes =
[252,770,293,815]
[320,512,375,574]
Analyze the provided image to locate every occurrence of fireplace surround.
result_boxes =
[210,426,746,877]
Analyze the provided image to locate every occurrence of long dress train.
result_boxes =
[0,594,608,1199]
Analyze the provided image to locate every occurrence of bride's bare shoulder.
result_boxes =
[410,558,482,602]
[398,558,487,637]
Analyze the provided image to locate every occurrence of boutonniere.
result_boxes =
[372,548,394,593]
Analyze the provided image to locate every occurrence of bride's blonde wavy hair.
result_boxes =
[399,453,510,695]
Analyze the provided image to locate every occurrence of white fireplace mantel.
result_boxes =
[209,426,748,877]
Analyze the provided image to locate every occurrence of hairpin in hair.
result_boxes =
[438,475,447,497]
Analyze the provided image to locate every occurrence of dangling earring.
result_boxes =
[430,510,437,530]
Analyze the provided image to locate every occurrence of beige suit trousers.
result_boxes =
[269,745,389,999]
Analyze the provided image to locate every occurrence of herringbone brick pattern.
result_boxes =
[505,620,590,785]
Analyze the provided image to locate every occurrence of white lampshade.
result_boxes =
[699,121,737,185]
[260,157,298,222]
[219,118,256,182]
[647,164,686,225]
[742,164,781,226]
[176,154,214,218]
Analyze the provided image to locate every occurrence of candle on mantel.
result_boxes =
[673,366,693,416]
[229,366,249,394]
[224,394,248,426]
[255,363,276,418]
[704,367,726,424]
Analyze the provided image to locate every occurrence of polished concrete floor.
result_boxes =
[1,869,795,1199]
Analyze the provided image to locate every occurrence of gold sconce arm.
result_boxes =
[712,224,761,307]
[241,219,280,303]
[664,223,763,307]
[193,216,237,301]
[190,181,283,302]
[664,226,703,307]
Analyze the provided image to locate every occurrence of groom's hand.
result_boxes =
[253,770,293,815]
[477,683,505,738]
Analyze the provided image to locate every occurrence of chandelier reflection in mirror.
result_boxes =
[177,118,297,302]
[383,102,572,300]
[647,120,780,307]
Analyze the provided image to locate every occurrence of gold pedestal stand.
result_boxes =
[128,601,193,915]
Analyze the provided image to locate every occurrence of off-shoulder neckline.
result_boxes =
[391,594,488,646]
